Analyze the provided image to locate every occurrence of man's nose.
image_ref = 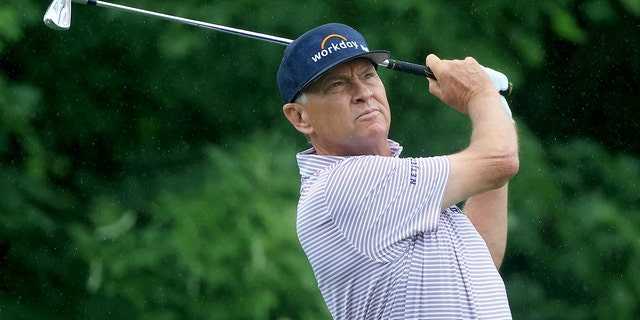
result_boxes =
[351,79,373,103]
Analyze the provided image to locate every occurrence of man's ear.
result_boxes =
[283,103,313,135]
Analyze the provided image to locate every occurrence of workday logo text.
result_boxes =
[310,34,370,63]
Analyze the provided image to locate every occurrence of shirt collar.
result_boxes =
[296,140,403,179]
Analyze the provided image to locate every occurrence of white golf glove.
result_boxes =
[482,66,513,120]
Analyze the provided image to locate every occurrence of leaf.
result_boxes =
[550,9,588,43]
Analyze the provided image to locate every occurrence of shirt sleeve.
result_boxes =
[325,155,450,263]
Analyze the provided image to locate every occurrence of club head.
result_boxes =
[43,0,72,30]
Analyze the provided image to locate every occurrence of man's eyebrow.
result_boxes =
[359,63,377,72]
[308,62,375,89]
[311,71,346,87]
[320,73,346,81]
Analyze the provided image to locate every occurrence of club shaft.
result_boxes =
[71,0,512,97]
[74,0,292,45]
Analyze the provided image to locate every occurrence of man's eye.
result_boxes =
[325,81,345,91]
[364,71,379,79]
[363,73,379,83]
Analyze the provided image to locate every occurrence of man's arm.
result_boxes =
[425,54,519,209]
[462,184,509,268]
[426,54,518,268]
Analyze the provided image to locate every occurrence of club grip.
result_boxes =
[385,59,436,79]
[384,58,512,97]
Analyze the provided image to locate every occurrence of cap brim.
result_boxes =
[296,50,390,98]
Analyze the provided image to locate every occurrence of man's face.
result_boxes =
[293,58,391,156]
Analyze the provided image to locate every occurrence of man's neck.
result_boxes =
[312,140,392,157]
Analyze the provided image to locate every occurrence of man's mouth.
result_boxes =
[357,108,380,120]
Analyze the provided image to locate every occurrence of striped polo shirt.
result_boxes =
[295,140,512,319]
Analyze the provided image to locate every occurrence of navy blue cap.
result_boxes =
[277,23,390,104]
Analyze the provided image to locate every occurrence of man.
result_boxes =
[277,23,519,319]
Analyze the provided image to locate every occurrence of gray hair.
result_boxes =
[291,92,311,142]
[294,92,307,105]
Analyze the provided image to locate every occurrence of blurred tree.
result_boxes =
[67,133,328,319]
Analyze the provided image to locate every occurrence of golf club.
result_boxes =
[44,0,513,97]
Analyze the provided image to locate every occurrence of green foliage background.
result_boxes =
[1,0,639,319]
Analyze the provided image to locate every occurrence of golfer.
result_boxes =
[278,23,519,319]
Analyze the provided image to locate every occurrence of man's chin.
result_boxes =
[354,125,389,148]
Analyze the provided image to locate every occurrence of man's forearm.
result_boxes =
[462,183,509,268]
[440,93,519,209]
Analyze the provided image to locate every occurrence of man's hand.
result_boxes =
[425,54,498,114]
